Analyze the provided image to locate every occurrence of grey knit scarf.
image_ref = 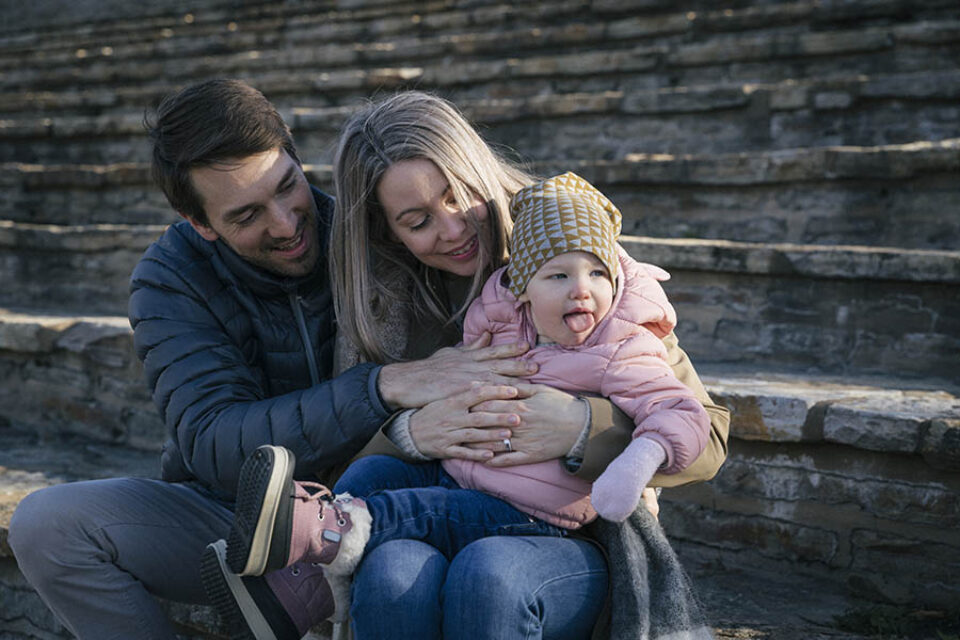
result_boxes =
[588,506,714,640]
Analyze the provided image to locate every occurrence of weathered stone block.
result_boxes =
[623,85,750,114]
[712,452,960,528]
[814,90,853,109]
[849,529,960,609]
[662,501,839,565]
[0,559,70,638]
[921,419,960,471]
[606,14,691,39]
[824,392,960,454]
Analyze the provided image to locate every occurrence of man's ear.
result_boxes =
[181,213,220,242]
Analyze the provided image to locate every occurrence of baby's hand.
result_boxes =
[590,438,666,522]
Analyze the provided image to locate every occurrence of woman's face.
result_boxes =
[377,158,490,277]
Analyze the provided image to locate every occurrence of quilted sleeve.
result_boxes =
[599,332,711,474]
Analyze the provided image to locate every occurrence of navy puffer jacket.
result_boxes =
[129,188,390,499]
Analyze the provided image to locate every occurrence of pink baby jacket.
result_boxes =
[442,247,711,528]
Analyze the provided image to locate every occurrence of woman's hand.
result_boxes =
[641,487,660,521]
[408,383,522,462]
[471,383,588,467]
[378,333,537,410]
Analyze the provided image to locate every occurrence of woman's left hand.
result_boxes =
[471,383,586,467]
[641,487,660,521]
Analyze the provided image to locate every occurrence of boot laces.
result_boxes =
[298,481,348,526]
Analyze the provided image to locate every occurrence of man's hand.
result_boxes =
[377,333,537,409]
[471,383,588,467]
[408,384,522,461]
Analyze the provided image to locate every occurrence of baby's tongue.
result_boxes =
[564,312,594,333]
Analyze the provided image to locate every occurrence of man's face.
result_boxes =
[186,147,320,278]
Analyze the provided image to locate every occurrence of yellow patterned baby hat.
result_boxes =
[507,171,622,297]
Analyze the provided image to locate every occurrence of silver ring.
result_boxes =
[503,438,512,452]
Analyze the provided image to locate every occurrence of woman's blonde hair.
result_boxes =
[330,91,533,363]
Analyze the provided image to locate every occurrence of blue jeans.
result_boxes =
[334,455,566,559]
[339,456,608,639]
[352,537,608,639]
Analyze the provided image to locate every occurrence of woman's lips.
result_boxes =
[446,235,479,261]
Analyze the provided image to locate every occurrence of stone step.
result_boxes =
[0,13,957,116]
[2,302,953,476]
[2,138,957,250]
[665,369,960,611]
[0,308,163,450]
[1,219,958,374]
[0,221,166,313]
[3,0,958,77]
[4,0,953,67]
[618,237,960,380]
[0,427,891,640]
[3,70,958,164]
[0,161,175,226]
[0,430,238,639]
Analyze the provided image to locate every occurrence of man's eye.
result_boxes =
[234,211,257,226]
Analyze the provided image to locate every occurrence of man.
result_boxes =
[8,79,530,639]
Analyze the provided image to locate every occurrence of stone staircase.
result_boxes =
[0,0,958,637]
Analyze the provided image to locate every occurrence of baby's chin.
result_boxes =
[546,331,592,347]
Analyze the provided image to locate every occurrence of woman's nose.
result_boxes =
[438,210,467,241]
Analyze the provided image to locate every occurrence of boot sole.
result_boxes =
[227,445,295,576]
[200,539,278,640]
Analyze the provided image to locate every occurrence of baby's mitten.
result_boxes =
[590,437,667,522]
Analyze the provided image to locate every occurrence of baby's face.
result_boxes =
[518,251,614,346]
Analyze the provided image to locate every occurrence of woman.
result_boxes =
[327,92,730,639]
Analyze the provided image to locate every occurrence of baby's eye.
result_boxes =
[547,273,567,280]
[590,269,607,278]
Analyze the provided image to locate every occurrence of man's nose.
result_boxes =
[267,204,298,238]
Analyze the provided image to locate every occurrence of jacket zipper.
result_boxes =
[290,292,320,385]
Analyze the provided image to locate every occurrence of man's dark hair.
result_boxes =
[145,78,301,226]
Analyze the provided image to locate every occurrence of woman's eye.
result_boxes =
[410,216,430,231]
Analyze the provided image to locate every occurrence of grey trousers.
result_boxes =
[9,477,235,640]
